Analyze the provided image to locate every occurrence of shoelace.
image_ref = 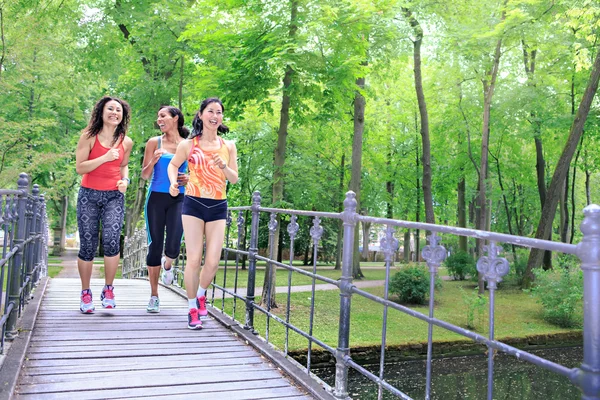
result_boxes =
[82,294,92,304]
[198,297,206,308]
[103,289,114,299]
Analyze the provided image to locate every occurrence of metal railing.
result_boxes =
[122,191,599,399]
[0,173,48,353]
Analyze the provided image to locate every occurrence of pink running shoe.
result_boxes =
[187,308,203,330]
[196,295,208,318]
[101,285,116,309]
[80,289,95,314]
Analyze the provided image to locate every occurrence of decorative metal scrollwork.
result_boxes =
[380,225,398,262]
[287,215,299,239]
[268,213,278,232]
[237,212,245,237]
[226,210,232,226]
[422,233,447,273]
[476,241,510,290]
[310,216,324,241]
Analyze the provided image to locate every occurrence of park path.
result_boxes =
[50,247,101,279]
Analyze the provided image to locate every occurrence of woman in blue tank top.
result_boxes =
[140,106,189,313]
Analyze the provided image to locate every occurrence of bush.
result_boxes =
[529,265,583,328]
[459,286,487,330]
[445,251,476,281]
[389,265,431,304]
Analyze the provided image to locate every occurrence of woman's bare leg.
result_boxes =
[182,215,205,300]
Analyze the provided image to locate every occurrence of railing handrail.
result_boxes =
[124,191,597,400]
[0,173,48,354]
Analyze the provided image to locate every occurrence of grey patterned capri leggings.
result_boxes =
[77,187,125,262]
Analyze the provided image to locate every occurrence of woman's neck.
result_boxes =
[201,130,218,142]
[163,131,181,143]
[99,126,117,141]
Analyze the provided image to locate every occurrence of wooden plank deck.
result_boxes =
[14,278,314,399]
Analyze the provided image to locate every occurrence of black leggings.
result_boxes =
[145,191,184,266]
[77,187,125,262]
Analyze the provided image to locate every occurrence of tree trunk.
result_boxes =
[523,46,600,286]
[403,230,411,262]
[350,73,366,279]
[476,33,504,295]
[403,7,434,225]
[492,152,516,257]
[262,0,298,307]
[559,178,569,243]
[361,218,371,261]
[569,136,582,244]
[335,154,345,270]
[415,131,421,261]
[457,178,467,252]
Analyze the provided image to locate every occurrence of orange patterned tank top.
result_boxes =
[185,136,230,200]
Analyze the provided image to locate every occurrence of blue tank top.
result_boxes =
[149,137,187,193]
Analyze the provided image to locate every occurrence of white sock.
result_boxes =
[188,299,197,310]
[196,287,207,298]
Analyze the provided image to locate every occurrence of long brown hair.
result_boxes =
[83,96,131,145]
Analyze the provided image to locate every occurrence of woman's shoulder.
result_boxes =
[223,138,236,151]
[144,136,160,148]
[123,135,134,148]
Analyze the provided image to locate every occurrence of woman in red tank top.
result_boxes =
[75,96,134,314]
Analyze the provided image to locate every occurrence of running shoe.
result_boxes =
[146,296,160,313]
[196,295,208,318]
[161,256,174,285]
[187,308,203,330]
[80,289,95,314]
[101,285,116,308]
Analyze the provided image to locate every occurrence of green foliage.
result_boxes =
[529,266,583,328]
[459,286,487,330]
[445,251,476,281]
[389,265,431,305]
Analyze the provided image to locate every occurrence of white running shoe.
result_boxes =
[161,256,174,285]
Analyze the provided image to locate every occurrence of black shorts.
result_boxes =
[182,196,227,223]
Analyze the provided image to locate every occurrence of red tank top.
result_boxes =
[81,137,125,191]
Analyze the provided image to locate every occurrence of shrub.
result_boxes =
[445,251,476,281]
[389,265,431,304]
[529,265,583,328]
[459,286,487,330]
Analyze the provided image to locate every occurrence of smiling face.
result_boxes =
[157,107,178,133]
[102,100,123,127]
[199,102,223,132]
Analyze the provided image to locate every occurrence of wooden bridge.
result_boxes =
[1,277,324,400]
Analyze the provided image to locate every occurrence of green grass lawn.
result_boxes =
[98,265,123,279]
[47,266,62,278]
[212,280,579,352]
[211,266,394,288]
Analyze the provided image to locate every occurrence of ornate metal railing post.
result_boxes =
[32,192,44,284]
[244,191,261,333]
[422,232,446,400]
[575,204,600,400]
[477,241,509,400]
[6,173,29,339]
[334,191,357,400]
[24,184,40,301]
[264,212,278,341]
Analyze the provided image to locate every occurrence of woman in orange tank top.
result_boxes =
[167,97,238,329]
[75,96,133,314]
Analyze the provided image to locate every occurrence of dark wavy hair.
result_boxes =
[83,96,131,145]
[158,106,190,139]
[191,97,229,138]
